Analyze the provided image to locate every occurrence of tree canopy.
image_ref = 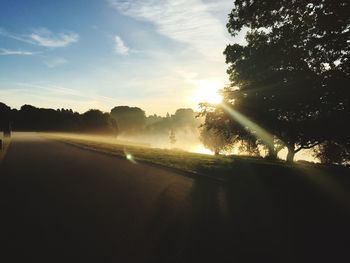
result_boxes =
[110,106,146,134]
[0,103,201,143]
[201,0,350,163]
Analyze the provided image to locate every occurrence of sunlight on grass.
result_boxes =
[42,132,304,182]
[190,145,214,155]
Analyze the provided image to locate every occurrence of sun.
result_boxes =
[191,80,223,106]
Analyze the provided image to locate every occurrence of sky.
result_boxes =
[0,0,245,116]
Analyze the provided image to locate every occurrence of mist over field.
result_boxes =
[44,129,204,153]
[1,101,321,162]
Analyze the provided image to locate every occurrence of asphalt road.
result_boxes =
[0,133,349,262]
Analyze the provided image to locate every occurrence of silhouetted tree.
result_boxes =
[172,108,197,130]
[313,141,350,165]
[81,109,115,132]
[200,126,235,155]
[199,99,266,157]
[0,102,118,134]
[201,0,350,162]
[109,117,119,137]
[145,108,200,135]
[2,102,203,138]
[146,114,163,126]
[169,129,176,146]
[0,102,11,135]
[110,106,146,133]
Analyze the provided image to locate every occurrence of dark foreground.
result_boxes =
[0,133,349,262]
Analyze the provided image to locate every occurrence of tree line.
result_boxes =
[200,0,349,164]
[0,102,199,137]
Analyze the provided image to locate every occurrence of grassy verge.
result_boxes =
[42,133,343,181]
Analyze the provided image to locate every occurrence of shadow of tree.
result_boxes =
[147,162,350,262]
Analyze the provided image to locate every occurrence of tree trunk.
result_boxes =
[265,136,278,160]
[266,146,277,160]
[214,149,220,156]
[286,147,296,163]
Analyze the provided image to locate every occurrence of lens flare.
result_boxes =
[125,152,137,164]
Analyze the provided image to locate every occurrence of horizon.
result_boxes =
[0,101,200,117]
[0,0,245,116]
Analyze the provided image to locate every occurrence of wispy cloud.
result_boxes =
[29,28,79,48]
[0,27,34,44]
[0,27,79,48]
[0,48,35,56]
[107,0,230,61]
[114,35,129,55]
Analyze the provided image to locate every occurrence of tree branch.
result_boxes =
[295,141,320,153]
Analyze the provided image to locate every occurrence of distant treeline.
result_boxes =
[0,102,200,135]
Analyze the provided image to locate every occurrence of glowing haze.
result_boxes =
[0,0,246,115]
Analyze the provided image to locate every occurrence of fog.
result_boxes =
[118,129,213,155]
[43,131,317,163]
[44,128,210,155]
[1,102,318,162]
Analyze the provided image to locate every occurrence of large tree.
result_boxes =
[110,106,146,134]
[313,141,350,165]
[219,0,349,162]
[0,102,11,132]
[200,127,235,156]
[81,109,117,133]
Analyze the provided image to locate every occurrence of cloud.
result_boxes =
[0,48,34,56]
[0,27,34,44]
[43,57,68,68]
[114,35,130,55]
[0,27,79,48]
[107,0,231,61]
[29,28,79,48]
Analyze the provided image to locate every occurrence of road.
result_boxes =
[0,133,349,262]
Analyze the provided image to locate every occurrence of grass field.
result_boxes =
[43,133,349,182]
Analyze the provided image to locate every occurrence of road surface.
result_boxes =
[0,133,349,262]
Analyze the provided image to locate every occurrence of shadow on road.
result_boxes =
[0,134,349,262]
[147,161,350,262]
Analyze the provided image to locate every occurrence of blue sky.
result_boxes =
[0,0,244,115]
